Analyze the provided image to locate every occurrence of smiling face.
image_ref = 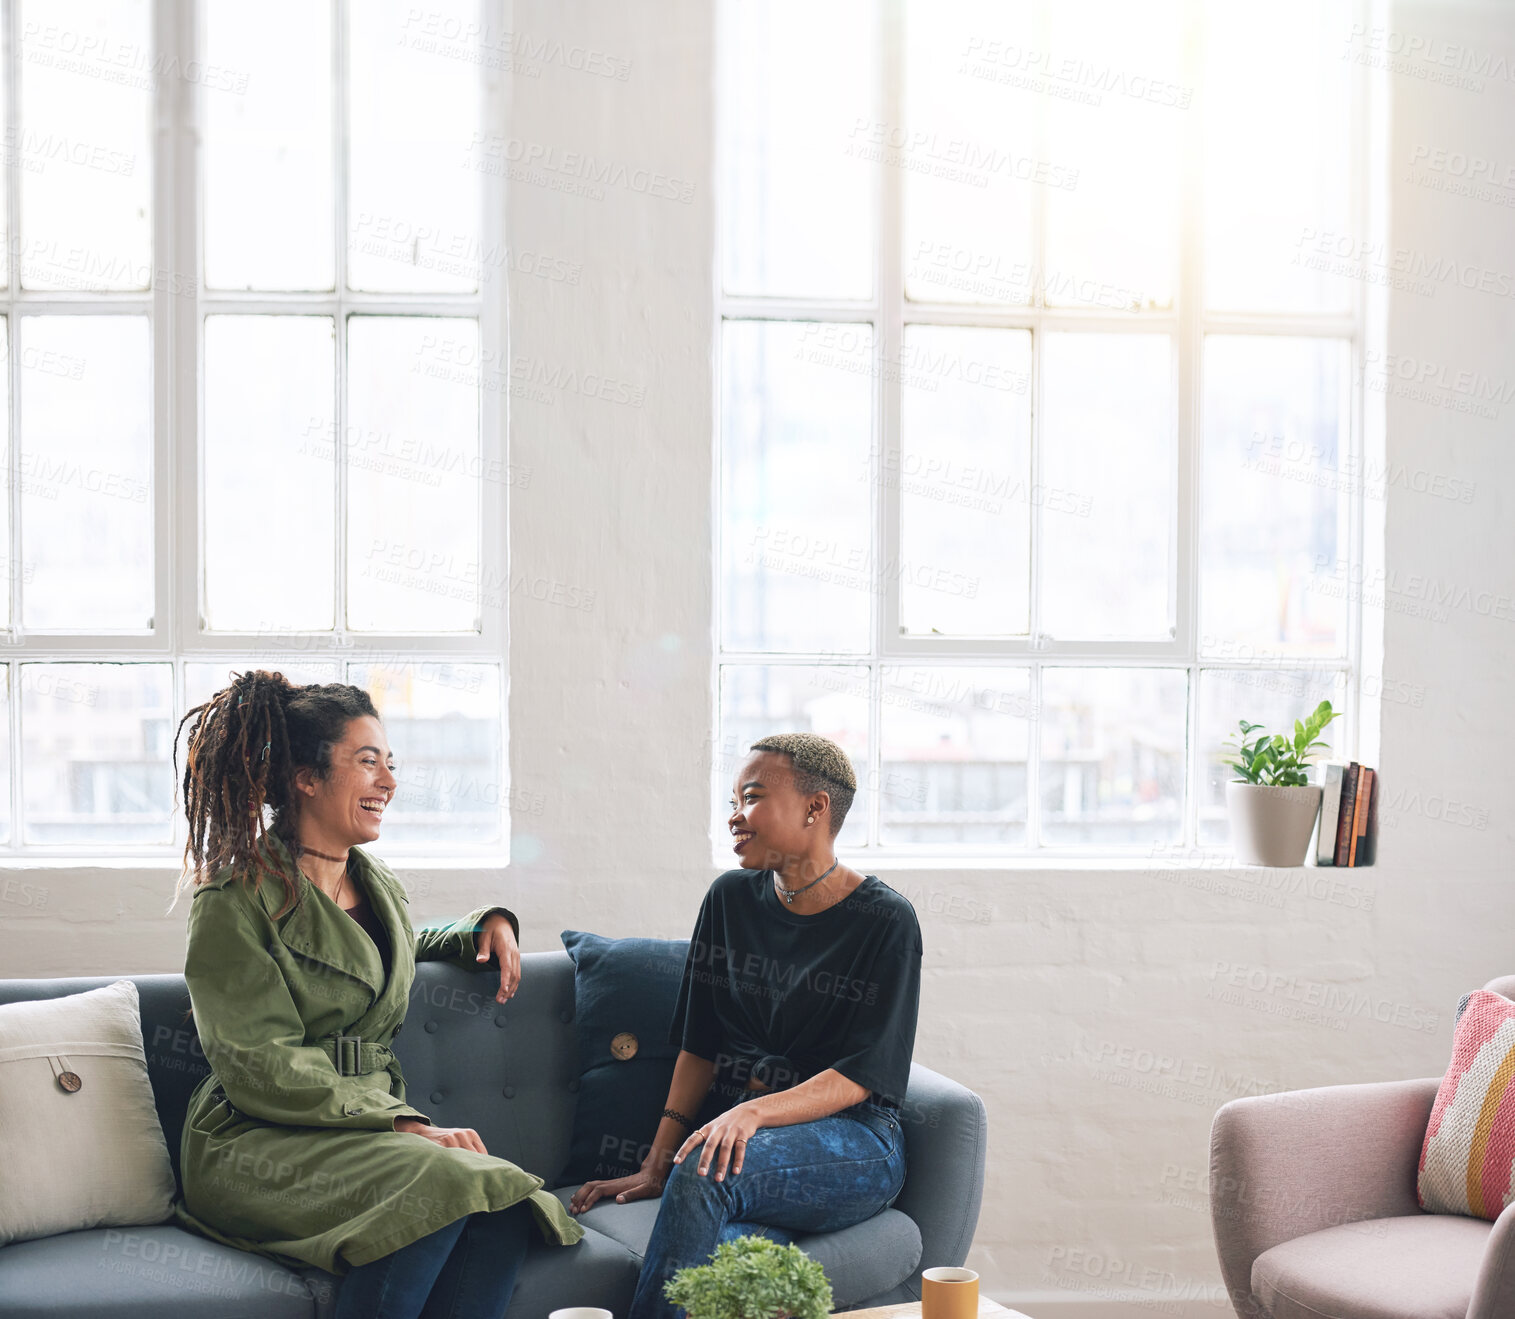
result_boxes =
[728,749,829,869]
[292,714,397,849]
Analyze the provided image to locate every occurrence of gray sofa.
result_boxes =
[0,951,987,1318]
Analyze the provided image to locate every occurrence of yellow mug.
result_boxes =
[921,1266,979,1319]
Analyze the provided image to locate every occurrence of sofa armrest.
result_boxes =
[891,1062,988,1297]
[1210,1077,1440,1315]
[1470,1202,1515,1319]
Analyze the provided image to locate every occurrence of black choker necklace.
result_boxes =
[302,846,349,863]
[775,859,840,905]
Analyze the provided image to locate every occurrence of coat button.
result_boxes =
[501,1086,515,1099]
[57,1071,83,1093]
[430,1090,445,1105]
[344,1105,363,1116]
[424,1021,439,1034]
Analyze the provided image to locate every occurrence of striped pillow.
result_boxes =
[1418,989,1515,1220]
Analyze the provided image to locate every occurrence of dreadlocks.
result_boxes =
[174,669,380,914]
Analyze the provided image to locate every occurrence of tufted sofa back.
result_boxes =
[394,951,581,1185]
[0,952,585,1191]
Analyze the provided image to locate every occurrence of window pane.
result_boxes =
[1204,0,1352,311]
[1041,333,1173,639]
[350,662,501,845]
[0,41,7,287]
[1201,336,1348,657]
[204,0,334,291]
[19,0,152,290]
[879,665,1031,845]
[716,664,871,851]
[0,670,10,842]
[721,321,873,654]
[720,0,874,299]
[348,0,482,292]
[23,663,173,843]
[1043,0,1180,309]
[1197,666,1347,846]
[1039,667,1186,845]
[203,316,335,632]
[0,319,8,626]
[903,0,1038,304]
[347,317,481,632]
[899,326,1031,635]
[21,316,152,629]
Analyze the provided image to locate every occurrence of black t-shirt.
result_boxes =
[668,868,923,1109]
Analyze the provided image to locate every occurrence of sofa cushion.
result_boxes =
[558,930,690,1185]
[1419,988,1515,1219]
[298,1223,640,1319]
[0,1226,317,1318]
[506,1224,643,1319]
[0,981,177,1246]
[1252,1214,1490,1319]
[546,1188,923,1309]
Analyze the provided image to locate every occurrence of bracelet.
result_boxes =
[661,1107,695,1130]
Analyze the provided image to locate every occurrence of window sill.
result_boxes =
[707,849,1341,873]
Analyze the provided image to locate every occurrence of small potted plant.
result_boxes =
[1222,699,1341,867]
[664,1235,833,1319]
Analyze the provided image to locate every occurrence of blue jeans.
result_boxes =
[626,1099,907,1319]
[335,1203,533,1319]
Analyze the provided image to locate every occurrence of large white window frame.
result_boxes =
[0,0,512,858]
[713,0,1384,862]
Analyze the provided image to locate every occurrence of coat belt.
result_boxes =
[317,1033,395,1078]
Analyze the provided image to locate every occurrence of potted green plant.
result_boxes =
[663,1235,834,1319]
[1221,699,1341,866]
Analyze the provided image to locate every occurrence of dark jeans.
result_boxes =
[626,1099,907,1319]
[334,1202,533,1319]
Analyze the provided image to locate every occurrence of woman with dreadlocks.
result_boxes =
[171,669,582,1319]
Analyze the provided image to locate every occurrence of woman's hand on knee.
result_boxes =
[675,1105,762,1183]
[395,1117,488,1155]
[568,1168,665,1215]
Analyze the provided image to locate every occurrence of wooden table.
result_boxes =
[837,1300,1029,1319]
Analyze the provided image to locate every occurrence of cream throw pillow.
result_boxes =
[0,979,176,1244]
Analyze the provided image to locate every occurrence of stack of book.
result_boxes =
[1315,762,1379,866]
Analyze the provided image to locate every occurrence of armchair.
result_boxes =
[1209,974,1515,1319]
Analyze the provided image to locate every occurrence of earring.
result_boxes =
[807,815,814,825]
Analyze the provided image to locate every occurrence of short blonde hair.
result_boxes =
[749,732,857,836]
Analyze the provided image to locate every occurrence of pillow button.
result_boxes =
[559,1011,573,1025]
[501,1086,516,1099]
[430,1090,445,1105]
[494,1016,507,1028]
[567,1079,580,1094]
[424,1021,439,1034]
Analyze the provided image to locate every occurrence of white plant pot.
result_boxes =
[1226,781,1323,867]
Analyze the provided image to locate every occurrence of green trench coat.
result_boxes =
[173,833,584,1272]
